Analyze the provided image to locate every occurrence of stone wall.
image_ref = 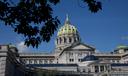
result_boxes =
[0,57,6,76]
[0,45,31,76]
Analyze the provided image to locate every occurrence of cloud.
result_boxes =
[17,41,28,52]
[95,50,101,53]
[121,36,128,40]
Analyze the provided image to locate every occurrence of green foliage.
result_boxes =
[0,0,102,48]
[0,0,60,48]
[83,0,102,13]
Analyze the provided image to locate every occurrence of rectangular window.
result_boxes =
[44,60,48,64]
[23,59,27,64]
[34,60,38,64]
[39,60,43,64]
[78,53,82,56]
[111,60,115,63]
[117,60,119,63]
[69,52,73,57]
[78,59,81,62]
[49,60,53,64]
[29,60,33,64]
[95,66,99,73]
[100,66,104,72]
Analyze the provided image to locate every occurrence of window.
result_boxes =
[26,60,29,64]
[83,69,86,72]
[78,53,82,56]
[59,37,62,44]
[24,59,27,64]
[74,38,76,42]
[34,60,38,64]
[112,60,115,63]
[69,37,72,43]
[69,52,73,57]
[69,59,74,62]
[117,60,119,63]
[44,60,48,64]
[72,29,74,31]
[64,37,66,43]
[95,66,99,73]
[78,59,81,62]
[77,37,79,41]
[56,38,58,44]
[29,60,33,64]
[100,66,104,72]
[39,60,43,64]
[49,60,53,64]
[57,59,58,64]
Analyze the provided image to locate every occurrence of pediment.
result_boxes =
[72,44,90,49]
[68,43,95,50]
[59,43,95,56]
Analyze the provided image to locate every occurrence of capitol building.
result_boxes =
[1,16,128,76]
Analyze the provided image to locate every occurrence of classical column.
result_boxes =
[92,65,95,72]
[72,37,74,43]
[104,65,106,72]
[99,65,100,72]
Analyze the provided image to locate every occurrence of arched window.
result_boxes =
[59,37,62,44]
[69,37,72,43]
[56,38,58,44]
[64,37,66,43]
[74,37,77,42]
[77,36,79,41]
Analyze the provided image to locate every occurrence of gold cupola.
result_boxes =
[55,15,81,51]
[57,15,78,36]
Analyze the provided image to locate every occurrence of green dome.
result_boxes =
[57,15,78,36]
[117,45,128,49]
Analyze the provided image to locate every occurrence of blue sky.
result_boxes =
[0,0,128,53]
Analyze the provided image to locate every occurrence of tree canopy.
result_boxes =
[0,0,102,48]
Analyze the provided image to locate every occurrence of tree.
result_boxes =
[0,0,102,48]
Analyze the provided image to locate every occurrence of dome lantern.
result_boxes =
[65,14,70,24]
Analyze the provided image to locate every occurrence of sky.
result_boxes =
[0,0,128,53]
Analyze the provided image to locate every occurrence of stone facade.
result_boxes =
[1,16,128,76]
[0,45,31,76]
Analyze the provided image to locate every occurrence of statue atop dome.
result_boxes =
[65,14,70,24]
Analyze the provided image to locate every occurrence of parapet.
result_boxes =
[0,45,9,52]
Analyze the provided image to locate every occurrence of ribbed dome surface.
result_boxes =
[55,15,81,51]
[57,23,77,36]
[57,15,78,36]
